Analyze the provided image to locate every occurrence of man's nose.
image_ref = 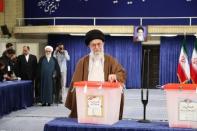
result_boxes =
[95,44,100,48]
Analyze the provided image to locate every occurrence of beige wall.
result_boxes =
[0,38,47,59]
[0,0,23,35]
[16,43,39,58]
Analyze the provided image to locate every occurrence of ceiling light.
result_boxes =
[70,33,85,36]
[150,34,178,37]
[109,33,133,36]
[113,0,118,4]
[127,1,133,5]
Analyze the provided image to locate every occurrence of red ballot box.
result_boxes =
[164,84,197,129]
[74,81,123,125]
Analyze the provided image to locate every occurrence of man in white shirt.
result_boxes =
[53,43,70,103]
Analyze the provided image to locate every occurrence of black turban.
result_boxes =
[85,29,105,46]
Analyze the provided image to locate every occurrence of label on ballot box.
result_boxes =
[179,100,197,121]
[87,95,103,117]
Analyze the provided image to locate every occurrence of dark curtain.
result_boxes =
[159,35,196,85]
[48,34,142,89]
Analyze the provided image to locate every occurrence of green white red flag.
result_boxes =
[190,40,197,84]
[0,0,3,12]
[177,40,190,83]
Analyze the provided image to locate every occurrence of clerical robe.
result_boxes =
[65,54,126,119]
[37,56,61,104]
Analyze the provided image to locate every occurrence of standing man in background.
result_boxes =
[37,46,61,106]
[17,46,37,102]
[17,46,37,80]
[53,43,70,103]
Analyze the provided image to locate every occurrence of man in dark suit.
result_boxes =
[0,48,17,79]
[17,46,38,102]
[17,46,37,80]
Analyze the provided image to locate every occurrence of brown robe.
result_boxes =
[65,54,126,119]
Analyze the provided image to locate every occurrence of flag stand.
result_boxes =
[138,49,151,123]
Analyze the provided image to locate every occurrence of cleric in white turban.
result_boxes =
[45,45,53,52]
[36,45,61,106]
[44,46,53,62]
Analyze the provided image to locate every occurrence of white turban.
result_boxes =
[45,45,53,52]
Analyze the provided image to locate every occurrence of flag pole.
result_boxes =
[3,0,5,24]
[184,32,186,41]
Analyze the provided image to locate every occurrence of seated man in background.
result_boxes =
[2,43,14,57]
[0,60,7,81]
[65,29,126,119]
[0,48,17,80]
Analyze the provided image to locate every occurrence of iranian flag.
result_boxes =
[190,40,197,84]
[0,0,3,12]
[177,40,190,83]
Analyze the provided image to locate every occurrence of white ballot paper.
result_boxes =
[87,95,103,117]
[179,100,197,121]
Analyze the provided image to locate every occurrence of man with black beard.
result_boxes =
[37,46,61,106]
[65,29,126,119]
[53,43,70,103]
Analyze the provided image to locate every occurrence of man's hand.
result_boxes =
[56,47,59,51]
[108,74,117,82]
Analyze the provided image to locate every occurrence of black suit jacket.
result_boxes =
[0,55,16,77]
[17,54,37,80]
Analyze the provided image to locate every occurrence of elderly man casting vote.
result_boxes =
[65,29,126,119]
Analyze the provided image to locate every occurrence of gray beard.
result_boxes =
[46,54,51,58]
[90,51,104,60]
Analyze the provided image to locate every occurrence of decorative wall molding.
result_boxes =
[14,25,197,36]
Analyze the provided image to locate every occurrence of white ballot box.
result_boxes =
[164,84,197,129]
[74,81,123,125]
